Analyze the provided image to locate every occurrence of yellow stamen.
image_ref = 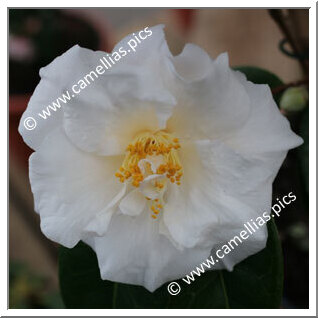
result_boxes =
[114,130,184,218]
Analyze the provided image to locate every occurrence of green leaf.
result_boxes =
[232,66,284,104]
[298,108,309,194]
[59,219,283,309]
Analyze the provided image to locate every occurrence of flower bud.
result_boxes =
[280,86,308,112]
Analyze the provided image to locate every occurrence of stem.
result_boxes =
[271,78,309,95]
[112,283,118,309]
[219,271,230,309]
[268,9,308,76]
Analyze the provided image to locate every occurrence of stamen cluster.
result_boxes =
[115,131,183,188]
[115,131,183,218]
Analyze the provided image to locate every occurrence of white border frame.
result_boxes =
[3,1,316,316]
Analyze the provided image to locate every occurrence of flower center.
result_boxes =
[115,130,183,219]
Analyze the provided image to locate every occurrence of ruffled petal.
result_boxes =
[17,45,91,150]
[63,25,176,156]
[84,211,212,292]
[224,73,303,154]
[29,128,124,247]
[168,43,211,82]
[139,174,166,200]
[210,219,268,271]
[163,140,275,250]
[166,51,251,140]
[84,185,127,236]
[19,25,176,156]
[119,189,146,216]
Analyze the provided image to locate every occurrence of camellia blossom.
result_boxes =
[19,25,302,292]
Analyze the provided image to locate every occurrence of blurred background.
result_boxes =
[9,8,309,309]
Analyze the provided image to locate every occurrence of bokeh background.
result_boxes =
[9,8,309,309]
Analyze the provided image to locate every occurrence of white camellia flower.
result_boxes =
[19,25,302,292]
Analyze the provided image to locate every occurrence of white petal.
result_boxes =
[168,43,212,82]
[84,185,127,236]
[18,45,88,150]
[139,174,166,200]
[19,25,177,155]
[138,155,164,175]
[84,211,213,292]
[224,74,303,154]
[212,224,268,272]
[63,25,176,156]
[112,25,172,66]
[83,212,114,237]
[119,189,146,216]
[163,140,274,251]
[29,127,124,247]
[167,51,251,140]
